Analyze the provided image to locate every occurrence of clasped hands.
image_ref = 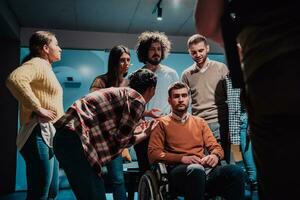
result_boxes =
[181,154,219,167]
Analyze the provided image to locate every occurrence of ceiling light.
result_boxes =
[152,0,163,21]
[157,7,162,21]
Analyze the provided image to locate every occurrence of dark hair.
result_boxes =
[136,31,171,64]
[128,68,157,94]
[187,34,208,48]
[106,45,130,87]
[22,31,55,63]
[168,82,190,97]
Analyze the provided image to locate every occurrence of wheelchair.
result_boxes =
[137,162,229,200]
[137,162,170,200]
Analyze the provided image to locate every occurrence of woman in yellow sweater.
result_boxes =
[6,31,64,200]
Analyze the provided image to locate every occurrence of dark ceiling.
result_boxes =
[4,0,196,37]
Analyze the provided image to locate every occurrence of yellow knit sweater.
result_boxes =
[6,57,64,125]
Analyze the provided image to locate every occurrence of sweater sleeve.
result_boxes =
[148,121,183,164]
[6,62,42,111]
[201,118,224,160]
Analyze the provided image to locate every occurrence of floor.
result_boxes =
[0,190,258,200]
[1,154,259,200]
[0,190,138,200]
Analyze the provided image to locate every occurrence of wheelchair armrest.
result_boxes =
[151,162,169,185]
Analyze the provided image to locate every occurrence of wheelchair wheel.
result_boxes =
[138,170,160,200]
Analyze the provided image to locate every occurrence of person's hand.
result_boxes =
[133,119,159,144]
[200,154,219,167]
[181,155,202,164]
[35,107,57,122]
[134,119,159,136]
[121,148,132,162]
[144,108,161,118]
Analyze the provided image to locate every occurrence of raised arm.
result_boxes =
[194,0,225,46]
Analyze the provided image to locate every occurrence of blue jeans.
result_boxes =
[20,125,59,200]
[106,156,127,200]
[53,128,106,200]
[208,121,230,163]
[240,112,257,183]
[168,164,245,200]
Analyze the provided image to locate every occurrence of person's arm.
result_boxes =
[143,108,161,118]
[194,0,225,46]
[6,62,57,121]
[6,62,42,111]
[171,70,180,83]
[148,121,183,164]
[181,71,190,86]
[200,118,224,160]
[198,118,224,167]
[133,120,159,144]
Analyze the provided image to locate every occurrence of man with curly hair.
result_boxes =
[134,31,179,172]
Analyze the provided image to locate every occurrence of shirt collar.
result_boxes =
[127,87,146,105]
[170,112,190,123]
[143,64,161,73]
[193,58,210,73]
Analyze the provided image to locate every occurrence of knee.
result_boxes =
[110,169,125,184]
[224,165,246,183]
[186,164,206,181]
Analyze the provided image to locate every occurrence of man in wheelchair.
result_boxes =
[147,82,245,200]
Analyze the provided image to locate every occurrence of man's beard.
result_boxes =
[147,57,161,65]
[174,105,188,113]
[195,55,207,66]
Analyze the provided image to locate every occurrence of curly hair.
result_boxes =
[136,31,171,64]
[128,68,157,94]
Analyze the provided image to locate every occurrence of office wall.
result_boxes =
[20,28,225,54]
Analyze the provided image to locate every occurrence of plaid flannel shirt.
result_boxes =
[55,87,145,176]
[226,77,241,144]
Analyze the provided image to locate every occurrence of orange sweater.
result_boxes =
[148,114,224,164]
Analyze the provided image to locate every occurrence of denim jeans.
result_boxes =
[20,124,59,200]
[53,128,106,200]
[240,112,257,183]
[168,164,245,200]
[106,156,127,200]
[208,121,230,163]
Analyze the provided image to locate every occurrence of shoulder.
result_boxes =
[8,57,46,77]
[29,57,51,69]
[182,64,195,75]
[209,60,228,70]
[91,74,107,89]
[94,74,107,82]
[189,115,207,125]
[155,115,172,126]
[160,65,178,74]
[125,87,146,105]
